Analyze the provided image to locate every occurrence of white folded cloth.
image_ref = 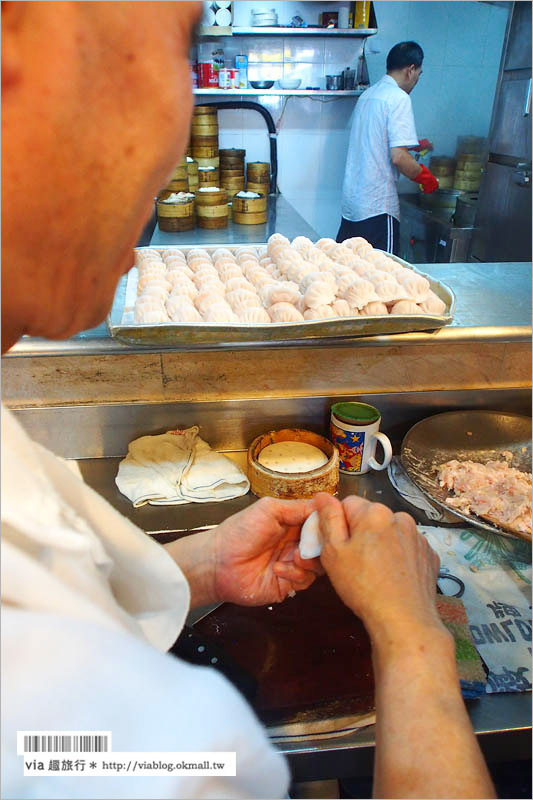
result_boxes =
[115,426,250,507]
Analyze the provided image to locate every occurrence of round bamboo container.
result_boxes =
[195,188,228,229]
[456,160,483,174]
[196,156,220,168]
[198,166,219,186]
[221,175,245,198]
[247,180,270,195]
[248,429,339,499]
[186,158,199,191]
[191,135,219,160]
[435,175,454,189]
[232,194,267,224]
[220,167,244,179]
[247,161,270,181]
[156,195,195,232]
[166,176,189,192]
[430,156,456,171]
[191,106,218,136]
[432,164,455,177]
[454,176,482,191]
[220,148,245,160]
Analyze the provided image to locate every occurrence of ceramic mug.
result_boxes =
[330,402,393,475]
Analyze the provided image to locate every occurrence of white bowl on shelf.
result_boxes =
[278,78,302,90]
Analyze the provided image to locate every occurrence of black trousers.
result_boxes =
[336,213,400,255]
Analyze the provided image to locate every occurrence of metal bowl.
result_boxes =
[250,80,275,90]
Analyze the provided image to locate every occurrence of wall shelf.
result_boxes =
[199,26,377,37]
[194,88,364,97]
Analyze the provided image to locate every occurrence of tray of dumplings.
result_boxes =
[107,234,456,346]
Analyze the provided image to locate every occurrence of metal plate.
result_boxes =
[401,410,532,539]
[107,247,455,347]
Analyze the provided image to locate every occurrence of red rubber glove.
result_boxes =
[413,164,439,194]
[408,138,434,153]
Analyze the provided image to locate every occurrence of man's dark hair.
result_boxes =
[386,41,424,71]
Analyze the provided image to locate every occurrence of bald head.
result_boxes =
[1,1,202,351]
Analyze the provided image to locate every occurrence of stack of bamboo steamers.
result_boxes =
[156,105,271,231]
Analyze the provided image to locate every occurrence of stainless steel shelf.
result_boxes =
[200,26,377,37]
[194,88,363,97]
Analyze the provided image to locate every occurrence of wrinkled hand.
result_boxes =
[214,497,324,606]
[315,493,442,638]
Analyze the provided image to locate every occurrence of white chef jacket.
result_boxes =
[341,74,418,223]
[1,404,289,799]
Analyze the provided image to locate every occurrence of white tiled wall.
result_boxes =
[197,1,510,238]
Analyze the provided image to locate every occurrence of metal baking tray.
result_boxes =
[401,410,532,541]
[107,246,456,347]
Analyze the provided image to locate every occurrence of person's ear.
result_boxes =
[2,2,26,91]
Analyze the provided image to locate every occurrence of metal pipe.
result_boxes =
[196,101,278,194]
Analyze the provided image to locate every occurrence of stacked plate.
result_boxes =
[251,8,278,26]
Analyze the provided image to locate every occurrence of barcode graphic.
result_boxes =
[23,735,109,753]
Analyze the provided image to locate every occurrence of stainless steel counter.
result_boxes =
[9,388,532,777]
[5,262,531,357]
[150,194,318,248]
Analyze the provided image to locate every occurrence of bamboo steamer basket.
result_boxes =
[247,161,270,179]
[430,156,456,171]
[220,167,244,178]
[156,195,195,232]
[196,156,220,168]
[221,175,245,198]
[454,176,482,191]
[456,160,483,174]
[248,429,339,499]
[220,148,245,160]
[186,158,199,191]
[432,164,455,177]
[221,157,245,169]
[192,143,220,159]
[191,107,218,136]
[198,166,219,186]
[166,176,189,192]
[247,180,270,195]
[195,188,228,229]
[435,175,454,189]
[232,194,267,224]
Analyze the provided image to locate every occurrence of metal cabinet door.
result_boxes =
[471,161,532,262]
[490,75,532,159]
[505,0,532,71]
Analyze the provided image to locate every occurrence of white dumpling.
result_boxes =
[418,290,447,315]
[236,307,271,324]
[304,249,331,269]
[217,265,243,282]
[336,272,361,295]
[331,299,352,317]
[268,302,305,323]
[360,301,389,316]
[300,271,336,293]
[193,266,219,285]
[135,249,162,263]
[135,295,165,313]
[315,238,337,252]
[250,273,275,290]
[358,244,374,260]
[390,300,424,315]
[197,278,226,297]
[167,270,194,287]
[167,264,194,280]
[195,289,226,315]
[226,289,261,311]
[342,237,369,253]
[202,301,237,323]
[225,276,255,293]
[261,282,301,306]
[342,277,379,309]
[211,248,234,261]
[166,298,203,322]
[291,236,314,252]
[134,306,169,324]
[397,272,431,303]
[137,274,170,294]
[170,281,198,302]
[187,258,213,273]
[138,284,170,303]
[137,258,166,275]
[303,281,336,309]
[287,262,315,283]
[187,249,211,264]
[268,233,290,246]
[303,305,336,320]
[235,246,258,259]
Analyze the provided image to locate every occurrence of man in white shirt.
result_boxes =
[2,5,495,798]
[338,41,438,254]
